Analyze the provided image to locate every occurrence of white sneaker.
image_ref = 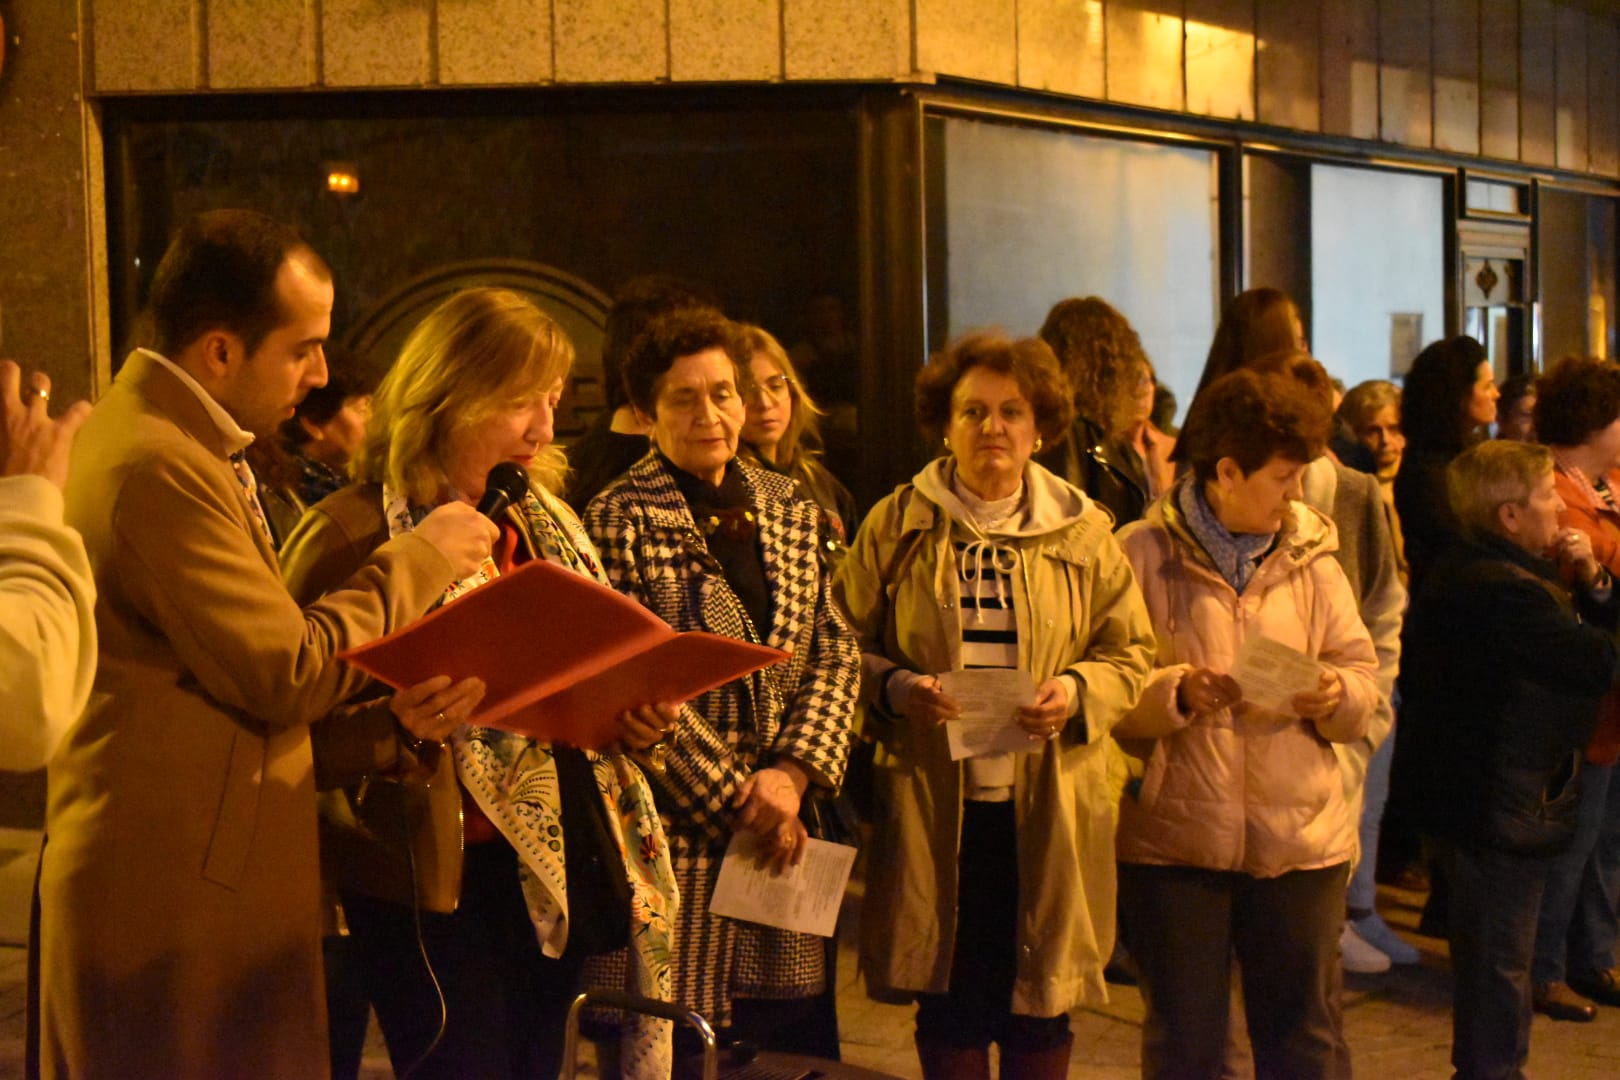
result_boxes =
[1341,919,1392,974]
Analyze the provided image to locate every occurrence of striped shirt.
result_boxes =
[955,536,1021,800]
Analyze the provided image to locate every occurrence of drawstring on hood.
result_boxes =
[913,457,1092,622]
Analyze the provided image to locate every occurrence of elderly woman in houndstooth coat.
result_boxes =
[584,306,860,1067]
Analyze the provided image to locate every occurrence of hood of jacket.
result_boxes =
[912,455,1100,541]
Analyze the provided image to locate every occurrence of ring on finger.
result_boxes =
[434,711,447,725]
[27,386,49,402]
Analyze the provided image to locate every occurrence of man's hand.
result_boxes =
[414,503,499,579]
[1554,528,1603,588]
[1,360,92,491]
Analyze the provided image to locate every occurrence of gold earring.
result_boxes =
[1034,436,1043,453]
[942,436,951,450]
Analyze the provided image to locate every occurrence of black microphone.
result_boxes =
[475,461,530,520]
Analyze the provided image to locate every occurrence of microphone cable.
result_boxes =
[396,794,448,1080]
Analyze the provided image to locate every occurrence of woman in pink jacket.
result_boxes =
[1114,370,1380,1080]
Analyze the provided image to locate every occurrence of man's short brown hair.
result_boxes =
[149,209,330,357]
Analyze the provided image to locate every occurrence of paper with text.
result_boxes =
[710,833,857,937]
[1229,635,1324,714]
[938,668,1039,760]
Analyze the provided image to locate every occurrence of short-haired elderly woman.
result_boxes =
[736,323,859,559]
[833,331,1156,1079]
[1529,357,1620,1021]
[584,307,860,1063]
[281,288,678,1079]
[1114,370,1380,1080]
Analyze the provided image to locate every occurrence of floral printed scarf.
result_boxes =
[382,481,678,1079]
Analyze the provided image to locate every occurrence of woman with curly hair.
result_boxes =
[1036,296,1170,526]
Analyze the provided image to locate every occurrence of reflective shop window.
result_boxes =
[925,114,1219,425]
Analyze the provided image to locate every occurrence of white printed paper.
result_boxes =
[1229,635,1324,714]
[710,833,858,938]
[938,668,1039,760]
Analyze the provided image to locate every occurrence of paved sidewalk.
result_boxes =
[5,881,1620,1077]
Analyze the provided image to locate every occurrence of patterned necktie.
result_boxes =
[229,451,275,547]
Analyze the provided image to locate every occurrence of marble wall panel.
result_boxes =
[1018,0,1105,97]
[1321,0,1379,141]
[208,0,314,89]
[1257,0,1321,132]
[1589,17,1620,177]
[1520,0,1558,166]
[1556,5,1588,172]
[1432,0,1479,156]
[1378,0,1431,147]
[1479,0,1519,161]
[555,0,667,82]
[1106,0,1185,112]
[439,0,553,85]
[916,0,1016,84]
[323,0,433,86]
[1185,0,1255,121]
[671,0,780,82]
[784,0,912,80]
[90,0,198,91]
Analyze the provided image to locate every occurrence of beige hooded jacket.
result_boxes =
[834,458,1155,1016]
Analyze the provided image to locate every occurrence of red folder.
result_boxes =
[338,560,787,750]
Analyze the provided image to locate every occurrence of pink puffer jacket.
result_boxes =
[1114,489,1379,878]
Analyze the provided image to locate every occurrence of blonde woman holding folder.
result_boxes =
[280,287,678,1080]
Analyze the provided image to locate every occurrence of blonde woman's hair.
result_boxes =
[352,288,576,503]
[1447,439,1553,535]
[736,323,826,469]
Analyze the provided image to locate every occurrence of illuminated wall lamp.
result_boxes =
[325,163,360,196]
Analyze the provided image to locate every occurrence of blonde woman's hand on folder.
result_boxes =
[616,702,680,751]
[414,503,499,579]
[391,674,487,743]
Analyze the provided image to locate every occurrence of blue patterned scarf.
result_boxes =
[1177,478,1276,595]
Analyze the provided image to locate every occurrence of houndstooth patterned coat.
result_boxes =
[585,450,859,1026]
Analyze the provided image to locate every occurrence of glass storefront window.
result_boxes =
[926,114,1219,425]
[1309,163,1446,384]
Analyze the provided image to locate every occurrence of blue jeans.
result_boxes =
[1531,761,1620,984]
[1449,843,1551,1080]
[1348,724,1397,916]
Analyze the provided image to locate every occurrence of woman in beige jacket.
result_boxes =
[1114,370,1379,1080]
[835,332,1156,1080]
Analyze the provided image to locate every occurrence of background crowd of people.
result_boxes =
[6,209,1620,1080]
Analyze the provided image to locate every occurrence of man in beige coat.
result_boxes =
[38,211,496,1079]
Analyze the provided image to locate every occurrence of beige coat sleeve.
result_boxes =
[112,448,453,733]
[0,475,96,768]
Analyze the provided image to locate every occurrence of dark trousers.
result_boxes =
[1449,843,1553,1080]
[914,800,1069,1052]
[343,840,586,1080]
[1119,860,1350,1080]
[1532,762,1620,985]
